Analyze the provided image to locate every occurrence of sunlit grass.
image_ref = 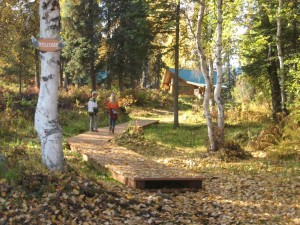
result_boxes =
[144,122,208,150]
[129,105,299,179]
[1,84,299,197]
[60,110,88,138]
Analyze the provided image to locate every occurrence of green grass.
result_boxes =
[0,101,131,188]
[60,110,88,138]
[0,83,299,198]
[144,123,208,149]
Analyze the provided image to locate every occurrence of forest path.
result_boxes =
[67,119,204,191]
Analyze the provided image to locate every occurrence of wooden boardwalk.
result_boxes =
[67,120,204,191]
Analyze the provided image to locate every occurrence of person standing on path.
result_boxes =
[88,91,99,132]
[107,93,119,134]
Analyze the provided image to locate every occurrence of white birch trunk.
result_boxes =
[208,60,214,108]
[35,0,64,171]
[276,0,286,113]
[214,0,225,146]
[196,0,216,151]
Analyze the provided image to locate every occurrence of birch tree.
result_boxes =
[35,0,64,171]
[214,0,224,146]
[196,0,217,151]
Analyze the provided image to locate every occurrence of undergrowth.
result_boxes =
[0,82,299,197]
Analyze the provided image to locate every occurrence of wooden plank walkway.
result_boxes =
[67,120,204,191]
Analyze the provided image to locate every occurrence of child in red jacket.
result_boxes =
[107,93,119,134]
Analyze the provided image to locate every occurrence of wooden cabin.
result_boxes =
[161,68,219,96]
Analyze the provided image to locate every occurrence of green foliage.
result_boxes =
[0,80,38,114]
[265,106,300,162]
[121,89,173,109]
[0,0,39,87]
[231,76,255,104]
[239,0,300,113]
[58,85,90,110]
[61,0,101,86]
[101,0,156,90]
[178,95,195,110]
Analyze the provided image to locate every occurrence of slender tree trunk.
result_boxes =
[267,44,281,122]
[276,0,288,115]
[64,72,68,91]
[140,69,146,88]
[290,0,298,101]
[140,61,149,88]
[214,0,225,146]
[208,60,214,107]
[260,3,282,123]
[226,54,232,88]
[60,58,64,88]
[106,68,112,89]
[196,0,216,151]
[173,0,180,128]
[154,52,162,89]
[90,60,96,91]
[19,64,22,96]
[35,0,64,171]
[118,72,124,93]
[86,0,98,91]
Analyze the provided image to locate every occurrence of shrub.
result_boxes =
[216,141,252,162]
[121,89,173,109]
[251,125,282,151]
[58,85,90,109]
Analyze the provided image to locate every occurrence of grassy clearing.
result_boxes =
[119,100,300,179]
[0,84,299,224]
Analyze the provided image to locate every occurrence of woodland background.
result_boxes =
[0,0,299,224]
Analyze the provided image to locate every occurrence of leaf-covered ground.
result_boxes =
[1,108,300,224]
[1,142,299,224]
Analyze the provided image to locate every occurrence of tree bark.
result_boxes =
[214,0,225,146]
[196,0,216,151]
[60,57,64,88]
[260,3,282,123]
[267,45,282,122]
[140,61,149,88]
[64,72,68,91]
[35,0,64,171]
[208,60,214,107]
[173,0,180,129]
[118,72,124,93]
[19,64,22,96]
[90,60,96,91]
[276,0,288,115]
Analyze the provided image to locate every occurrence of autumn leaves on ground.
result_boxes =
[0,86,299,224]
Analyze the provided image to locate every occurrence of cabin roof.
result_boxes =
[169,68,210,85]
[166,68,227,87]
